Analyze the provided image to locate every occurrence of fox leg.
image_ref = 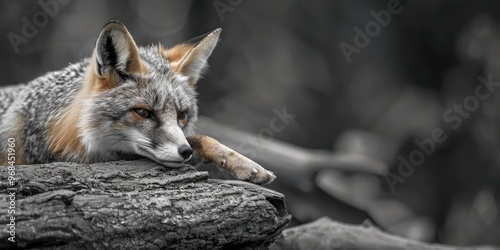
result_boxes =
[186,135,276,185]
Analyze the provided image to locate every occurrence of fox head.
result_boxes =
[73,21,220,166]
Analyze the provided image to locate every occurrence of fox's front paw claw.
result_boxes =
[232,161,276,185]
[251,169,276,185]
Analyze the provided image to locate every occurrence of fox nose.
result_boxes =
[178,144,193,160]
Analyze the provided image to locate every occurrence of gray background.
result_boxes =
[1,0,500,245]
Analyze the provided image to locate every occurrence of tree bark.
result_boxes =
[0,160,291,249]
[270,217,500,250]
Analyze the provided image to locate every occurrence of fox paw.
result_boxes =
[187,135,276,185]
[223,157,276,185]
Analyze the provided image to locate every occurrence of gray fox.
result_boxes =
[0,20,275,185]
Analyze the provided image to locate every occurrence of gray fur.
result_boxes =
[0,45,199,165]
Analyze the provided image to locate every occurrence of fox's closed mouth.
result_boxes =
[137,146,187,166]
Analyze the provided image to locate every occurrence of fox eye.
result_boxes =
[177,110,189,126]
[133,108,151,119]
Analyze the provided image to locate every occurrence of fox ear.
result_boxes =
[162,28,221,85]
[94,21,145,82]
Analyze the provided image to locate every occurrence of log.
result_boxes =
[0,160,291,249]
[270,217,500,250]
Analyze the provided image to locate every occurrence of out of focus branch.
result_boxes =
[197,116,387,190]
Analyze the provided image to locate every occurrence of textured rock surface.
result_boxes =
[0,160,290,249]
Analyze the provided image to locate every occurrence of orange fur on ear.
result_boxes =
[160,28,221,86]
[160,43,193,71]
[87,57,122,91]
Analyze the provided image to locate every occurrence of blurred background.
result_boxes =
[1,0,500,246]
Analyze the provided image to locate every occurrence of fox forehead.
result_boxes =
[112,46,197,110]
[133,73,196,111]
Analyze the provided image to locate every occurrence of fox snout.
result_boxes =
[146,142,193,167]
[140,129,194,166]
